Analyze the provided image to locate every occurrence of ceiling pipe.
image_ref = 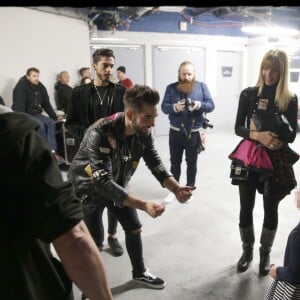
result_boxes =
[27,6,91,23]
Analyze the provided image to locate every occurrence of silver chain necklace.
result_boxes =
[94,85,108,105]
[122,137,132,162]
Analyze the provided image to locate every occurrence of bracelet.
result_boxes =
[172,186,180,194]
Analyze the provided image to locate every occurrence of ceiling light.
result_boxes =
[241,25,299,37]
[90,37,128,41]
[157,46,202,52]
[91,44,141,50]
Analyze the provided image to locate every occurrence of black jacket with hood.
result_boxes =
[12,75,57,120]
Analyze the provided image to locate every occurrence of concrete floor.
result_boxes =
[65,129,300,300]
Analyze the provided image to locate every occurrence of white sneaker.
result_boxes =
[133,268,166,289]
[163,193,175,203]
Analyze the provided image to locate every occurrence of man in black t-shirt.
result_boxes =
[0,105,112,299]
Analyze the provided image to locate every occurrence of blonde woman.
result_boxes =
[233,49,298,275]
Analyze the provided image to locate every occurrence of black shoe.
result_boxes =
[108,237,124,257]
[133,269,166,289]
[237,248,253,273]
[259,252,270,276]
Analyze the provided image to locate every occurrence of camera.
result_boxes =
[202,118,213,129]
[182,98,194,112]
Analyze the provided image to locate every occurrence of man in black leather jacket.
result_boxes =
[66,48,125,257]
[68,84,195,290]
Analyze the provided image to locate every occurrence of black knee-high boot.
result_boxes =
[125,231,145,277]
[237,225,255,272]
[259,226,277,276]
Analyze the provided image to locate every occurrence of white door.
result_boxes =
[210,51,242,132]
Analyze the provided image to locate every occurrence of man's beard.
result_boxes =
[177,78,195,95]
[131,118,150,136]
[99,73,111,83]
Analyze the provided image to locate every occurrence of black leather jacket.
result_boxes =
[67,112,171,207]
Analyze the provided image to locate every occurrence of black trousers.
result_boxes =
[238,176,280,230]
[83,195,145,274]
[83,207,119,247]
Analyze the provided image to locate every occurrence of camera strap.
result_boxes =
[180,118,195,140]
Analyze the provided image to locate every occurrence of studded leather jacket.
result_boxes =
[67,112,171,208]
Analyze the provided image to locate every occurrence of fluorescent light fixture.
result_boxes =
[90,37,129,41]
[241,25,299,37]
[91,44,141,50]
[157,46,202,52]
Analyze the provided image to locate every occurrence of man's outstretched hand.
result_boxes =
[175,186,196,203]
[145,202,165,218]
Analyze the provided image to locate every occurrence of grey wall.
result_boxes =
[0,7,90,108]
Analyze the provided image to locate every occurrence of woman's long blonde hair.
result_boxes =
[256,49,294,111]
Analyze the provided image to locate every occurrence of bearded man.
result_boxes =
[12,67,63,162]
[161,61,215,203]
[66,48,126,258]
[68,84,195,291]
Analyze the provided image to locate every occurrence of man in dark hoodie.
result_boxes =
[0,104,113,300]
[54,71,73,116]
[12,67,62,159]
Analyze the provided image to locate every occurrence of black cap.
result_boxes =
[117,66,126,73]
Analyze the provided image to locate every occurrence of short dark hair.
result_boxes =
[79,67,90,77]
[123,84,160,112]
[117,66,126,73]
[26,67,39,76]
[92,48,115,64]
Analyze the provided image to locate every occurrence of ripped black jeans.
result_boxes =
[83,194,145,275]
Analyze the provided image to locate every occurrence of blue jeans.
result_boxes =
[31,114,57,151]
[169,129,200,186]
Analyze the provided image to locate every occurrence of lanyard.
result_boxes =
[180,118,195,140]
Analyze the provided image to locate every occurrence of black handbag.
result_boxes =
[230,160,249,181]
